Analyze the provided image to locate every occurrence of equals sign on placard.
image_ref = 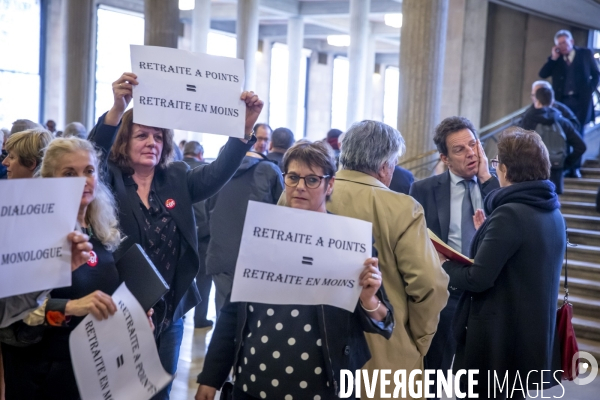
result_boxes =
[186,84,196,92]
[302,256,313,265]
[116,354,124,368]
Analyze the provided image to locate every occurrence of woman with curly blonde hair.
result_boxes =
[2,137,124,400]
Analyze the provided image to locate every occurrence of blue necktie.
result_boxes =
[460,180,476,257]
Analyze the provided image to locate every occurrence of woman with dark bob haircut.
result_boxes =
[439,127,563,399]
[88,72,263,400]
[195,141,394,400]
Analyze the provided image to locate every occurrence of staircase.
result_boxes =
[559,166,600,361]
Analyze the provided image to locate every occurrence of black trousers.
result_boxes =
[1,342,80,400]
[550,168,564,194]
[424,289,461,400]
[194,244,213,327]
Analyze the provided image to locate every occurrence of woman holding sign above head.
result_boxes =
[1,137,126,400]
[195,141,394,400]
[88,72,263,399]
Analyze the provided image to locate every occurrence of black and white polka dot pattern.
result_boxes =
[234,304,335,399]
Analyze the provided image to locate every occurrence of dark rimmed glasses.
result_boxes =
[283,173,330,189]
[490,158,499,169]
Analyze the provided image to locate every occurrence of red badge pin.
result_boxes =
[87,251,98,267]
[165,199,176,209]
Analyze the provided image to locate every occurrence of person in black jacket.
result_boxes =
[539,30,600,131]
[440,127,563,399]
[88,72,263,400]
[195,141,393,400]
[182,141,213,329]
[205,151,283,317]
[520,86,586,193]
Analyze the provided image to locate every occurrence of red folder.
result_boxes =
[428,229,474,265]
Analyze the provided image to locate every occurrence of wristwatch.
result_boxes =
[244,130,255,141]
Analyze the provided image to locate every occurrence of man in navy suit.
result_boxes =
[389,165,414,195]
[409,116,499,398]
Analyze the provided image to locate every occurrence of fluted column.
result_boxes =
[398,0,449,170]
[346,0,371,129]
[64,0,95,128]
[192,0,212,53]
[144,0,179,48]
[286,16,305,133]
[236,0,260,90]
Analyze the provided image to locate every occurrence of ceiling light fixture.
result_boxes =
[384,13,402,29]
[179,0,194,11]
[327,35,351,47]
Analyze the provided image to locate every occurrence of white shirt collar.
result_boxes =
[448,169,478,186]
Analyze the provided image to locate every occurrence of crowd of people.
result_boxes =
[0,28,599,400]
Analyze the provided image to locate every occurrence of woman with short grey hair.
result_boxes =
[339,121,405,187]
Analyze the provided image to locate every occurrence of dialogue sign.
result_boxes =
[231,201,373,312]
[70,283,172,400]
[0,177,85,298]
[130,45,245,137]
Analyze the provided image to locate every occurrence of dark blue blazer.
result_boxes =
[409,171,500,244]
[539,46,600,125]
[88,113,254,323]
[389,166,414,195]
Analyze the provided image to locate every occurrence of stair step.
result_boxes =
[558,293,600,319]
[564,177,600,190]
[562,259,600,280]
[559,189,598,203]
[577,338,600,361]
[581,168,600,179]
[560,201,599,216]
[564,214,600,230]
[572,316,600,342]
[568,244,600,263]
[560,276,600,298]
[568,228,600,247]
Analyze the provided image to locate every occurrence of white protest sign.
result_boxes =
[231,201,373,312]
[130,45,245,137]
[0,177,85,298]
[70,283,172,400]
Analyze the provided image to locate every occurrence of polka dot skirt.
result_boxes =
[234,304,336,399]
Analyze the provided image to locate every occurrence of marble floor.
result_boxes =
[170,284,600,400]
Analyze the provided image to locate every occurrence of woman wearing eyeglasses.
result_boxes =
[195,141,394,400]
[439,127,564,399]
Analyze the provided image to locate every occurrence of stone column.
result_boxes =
[286,16,305,133]
[44,0,67,128]
[144,0,179,48]
[398,0,449,170]
[64,0,95,128]
[236,0,260,91]
[346,0,371,129]
[255,39,273,123]
[363,34,377,120]
[192,0,211,53]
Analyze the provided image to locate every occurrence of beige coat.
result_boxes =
[282,170,449,399]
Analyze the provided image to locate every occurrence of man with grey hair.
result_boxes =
[62,122,88,139]
[317,120,449,398]
[539,29,599,130]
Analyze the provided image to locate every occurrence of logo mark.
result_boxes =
[302,256,313,265]
[87,251,98,267]
[573,351,598,385]
[186,84,196,92]
[165,199,176,209]
[116,354,124,368]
